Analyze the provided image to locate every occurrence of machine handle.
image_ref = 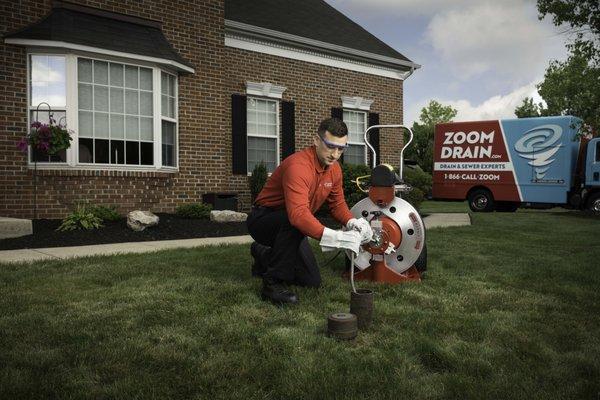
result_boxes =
[354,174,371,193]
[363,124,414,181]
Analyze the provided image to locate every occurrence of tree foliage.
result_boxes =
[531,0,600,135]
[515,97,545,118]
[537,0,600,63]
[405,100,457,173]
[538,50,600,133]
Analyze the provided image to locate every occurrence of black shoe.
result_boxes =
[261,279,298,305]
[251,242,266,277]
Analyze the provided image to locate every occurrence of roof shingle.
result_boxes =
[4,2,193,71]
[225,0,413,64]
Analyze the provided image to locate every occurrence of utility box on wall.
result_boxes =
[202,193,238,211]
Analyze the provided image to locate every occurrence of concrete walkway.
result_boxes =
[0,236,254,264]
[423,213,472,229]
[0,213,470,264]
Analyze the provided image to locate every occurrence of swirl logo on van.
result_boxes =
[514,124,562,179]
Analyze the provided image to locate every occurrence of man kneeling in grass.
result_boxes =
[246,117,372,305]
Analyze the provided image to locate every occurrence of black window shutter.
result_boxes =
[331,107,343,120]
[281,101,295,160]
[231,94,247,174]
[331,107,344,163]
[368,112,380,166]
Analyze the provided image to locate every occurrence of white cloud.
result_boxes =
[327,0,523,18]
[425,3,555,80]
[405,81,544,126]
[449,82,543,121]
[31,58,65,84]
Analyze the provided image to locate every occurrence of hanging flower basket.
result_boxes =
[16,116,73,156]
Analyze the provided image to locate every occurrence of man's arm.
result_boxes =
[283,163,327,239]
[327,165,354,225]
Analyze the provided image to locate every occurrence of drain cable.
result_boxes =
[350,252,357,294]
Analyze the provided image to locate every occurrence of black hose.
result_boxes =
[320,250,342,268]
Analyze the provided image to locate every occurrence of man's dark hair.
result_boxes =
[318,117,348,138]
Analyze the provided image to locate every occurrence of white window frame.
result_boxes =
[27,52,68,164]
[25,49,179,172]
[160,71,178,168]
[343,109,368,166]
[246,96,280,176]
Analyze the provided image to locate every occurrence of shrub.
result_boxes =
[176,202,212,219]
[341,163,432,211]
[89,205,121,222]
[57,203,104,231]
[402,166,432,210]
[250,161,268,202]
[342,163,371,208]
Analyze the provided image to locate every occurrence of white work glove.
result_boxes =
[320,227,362,255]
[346,218,373,244]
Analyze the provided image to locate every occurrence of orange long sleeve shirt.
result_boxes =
[254,146,354,239]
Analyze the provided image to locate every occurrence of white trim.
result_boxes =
[153,68,162,168]
[225,36,411,80]
[28,163,179,173]
[343,109,368,166]
[65,54,78,167]
[225,20,420,70]
[341,96,373,111]
[246,81,286,99]
[246,96,280,174]
[5,38,194,73]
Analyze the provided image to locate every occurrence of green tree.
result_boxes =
[405,100,457,173]
[537,0,600,63]
[535,0,600,135]
[514,97,546,118]
[538,49,600,133]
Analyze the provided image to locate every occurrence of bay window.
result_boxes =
[27,53,179,170]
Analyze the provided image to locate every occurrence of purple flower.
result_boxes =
[38,125,51,137]
[16,138,28,153]
[31,121,42,129]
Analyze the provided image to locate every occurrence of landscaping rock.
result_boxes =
[210,210,247,222]
[0,217,33,239]
[127,211,159,231]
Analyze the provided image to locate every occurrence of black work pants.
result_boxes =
[246,207,321,288]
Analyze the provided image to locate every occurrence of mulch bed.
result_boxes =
[0,213,340,251]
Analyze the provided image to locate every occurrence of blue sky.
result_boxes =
[325,0,569,126]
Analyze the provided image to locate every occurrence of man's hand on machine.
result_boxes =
[320,227,362,255]
[346,218,373,244]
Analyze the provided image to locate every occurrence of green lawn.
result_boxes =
[1,211,600,399]
[420,200,470,213]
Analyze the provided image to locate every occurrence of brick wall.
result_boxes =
[1,0,405,219]
[225,48,404,208]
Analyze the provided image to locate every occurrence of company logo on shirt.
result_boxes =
[323,182,333,188]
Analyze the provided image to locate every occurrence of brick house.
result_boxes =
[1,0,419,219]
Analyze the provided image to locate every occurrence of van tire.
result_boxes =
[587,192,600,213]
[468,189,495,212]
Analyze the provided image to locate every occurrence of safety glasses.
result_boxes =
[317,134,349,152]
